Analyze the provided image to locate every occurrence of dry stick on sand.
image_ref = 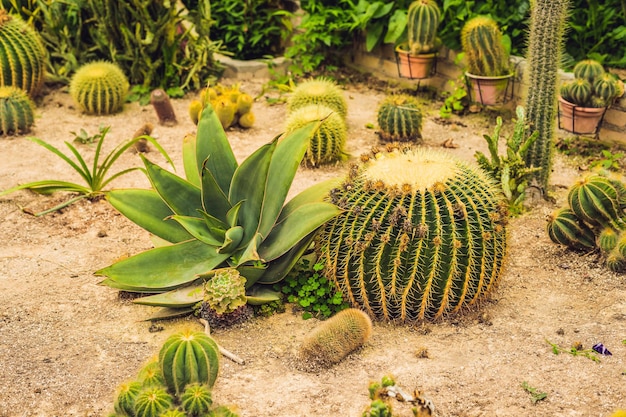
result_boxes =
[199,318,245,365]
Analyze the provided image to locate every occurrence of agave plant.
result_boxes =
[96,104,341,317]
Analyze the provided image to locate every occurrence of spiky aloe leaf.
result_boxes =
[134,282,205,307]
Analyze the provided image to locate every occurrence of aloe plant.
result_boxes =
[96,104,341,316]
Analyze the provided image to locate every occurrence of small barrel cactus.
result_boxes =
[573,59,605,82]
[287,77,348,119]
[137,358,165,388]
[546,208,596,250]
[114,381,142,416]
[133,386,174,417]
[0,86,35,135]
[189,84,254,129]
[238,111,255,129]
[159,329,220,395]
[567,175,624,229]
[593,73,618,102]
[0,10,46,96]
[565,78,592,106]
[407,0,441,55]
[316,145,508,321]
[203,268,247,315]
[461,15,510,77]
[160,410,187,417]
[299,308,373,368]
[284,103,348,167]
[208,405,241,417]
[69,61,129,115]
[180,383,213,416]
[376,94,423,142]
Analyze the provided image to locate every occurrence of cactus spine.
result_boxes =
[316,146,508,322]
[376,95,423,142]
[407,0,441,55]
[133,386,174,417]
[159,329,220,395]
[287,78,348,119]
[69,61,129,115]
[523,0,570,190]
[0,86,35,135]
[0,11,45,96]
[461,15,510,77]
[299,308,373,367]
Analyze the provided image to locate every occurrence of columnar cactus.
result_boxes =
[407,0,441,55]
[0,10,46,96]
[0,86,35,135]
[69,61,129,115]
[316,145,509,322]
[287,77,348,119]
[376,94,423,142]
[285,103,347,167]
[159,329,220,395]
[461,15,510,77]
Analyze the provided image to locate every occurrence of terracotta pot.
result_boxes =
[395,45,436,79]
[558,96,606,135]
[465,72,513,105]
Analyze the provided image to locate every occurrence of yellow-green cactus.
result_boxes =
[287,78,348,119]
[0,86,35,135]
[69,61,129,115]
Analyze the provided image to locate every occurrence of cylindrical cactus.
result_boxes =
[284,103,347,167]
[150,89,177,126]
[299,308,373,368]
[407,0,441,55]
[593,73,618,102]
[287,77,348,119]
[316,146,508,322]
[114,381,142,416]
[0,86,35,135]
[565,78,592,106]
[69,61,129,115]
[376,95,422,142]
[236,93,253,115]
[546,208,596,250]
[159,329,220,395]
[133,386,174,417]
[567,175,623,229]
[461,15,510,77]
[180,383,213,416]
[573,59,605,82]
[0,10,46,96]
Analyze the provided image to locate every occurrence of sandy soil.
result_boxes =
[0,77,624,417]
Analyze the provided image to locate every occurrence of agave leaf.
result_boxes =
[226,200,244,227]
[147,307,196,321]
[199,210,228,234]
[107,189,192,243]
[237,233,263,267]
[134,282,205,307]
[236,263,267,287]
[218,226,244,253]
[200,161,232,223]
[196,105,237,195]
[256,235,316,284]
[257,121,320,238]
[245,285,281,305]
[169,215,224,246]
[182,133,200,187]
[142,156,202,217]
[277,177,341,222]
[96,239,230,291]
[258,202,340,261]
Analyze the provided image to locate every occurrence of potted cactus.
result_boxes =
[558,59,621,135]
[461,15,513,105]
[395,0,441,79]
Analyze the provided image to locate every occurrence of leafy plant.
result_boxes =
[520,381,547,404]
[350,0,407,52]
[96,102,341,318]
[276,257,348,319]
[475,106,540,215]
[0,126,171,216]
[590,149,624,171]
[71,125,108,144]
[546,339,601,362]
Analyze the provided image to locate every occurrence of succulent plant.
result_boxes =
[316,145,508,321]
[362,399,393,417]
[560,59,619,108]
[150,89,177,126]
[0,86,35,135]
[202,268,247,315]
[69,61,129,115]
[593,73,618,102]
[406,0,441,55]
[0,10,46,96]
[133,386,174,417]
[287,78,348,119]
[189,84,254,129]
[207,405,241,417]
[97,103,340,317]
[546,208,596,250]
[114,381,142,416]
[285,103,348,167]
[180,383,213,416]
[567,175,624,229]
[573,59,605,82]
[376,94,423,142]
[159,329,220,396]
[461,15,510,77]
[299,308,373,368]
[211,96,236,129]
[160,410,186,417]
[238,112,255,129]
[137,359,165,388]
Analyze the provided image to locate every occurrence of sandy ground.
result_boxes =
[0,77,624,417]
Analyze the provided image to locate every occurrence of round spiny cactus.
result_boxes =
[0,10,46,96]
[160,410,187,417]
[316,145,508,322]
[180,383,213,416]
[0,86,35,135]
[461,15,510,77]
[287,78,348,119]
[566,78,592,106]
[137,358,165,388]
[407,0,441,55]
[133,386,173,417]
[376,94,423,142]
[203,268,247,315]
[567,175,623,229]
[598,227,619,252]
[208,405,241,417]
[159,329,220,395]
[593,73,618,102]
[546,208,596,250]
[211,96,236,129]
[114,381,142,416]
[299,308,373,368]
[69,61,129,115]
[573,59,605,82]
[238,111,255,129]
[236,93,253,115]
[285,103,347,167]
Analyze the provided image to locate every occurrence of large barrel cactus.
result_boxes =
[376,94,423,142]
[407,0,441,55]
[69,61,129,115]
[0,86,35,135]
[316,145,509,322]
[461,15,510,77]
[287,77,348,119]
[0,10,46,96]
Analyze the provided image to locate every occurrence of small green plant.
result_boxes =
[590,149,624,171]
[277,257,348,319]
[546,339,601,362]
[439,78,467,118]
[71,125,107,144]
[520,381,548,404]
[363,375,435,417]
[0,126,171,216]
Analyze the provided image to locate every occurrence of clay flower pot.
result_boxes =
[558,96,607,135]
[465,72,513,105]
[395,44,436,80]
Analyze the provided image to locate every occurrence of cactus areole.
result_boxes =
[317,146,508,322]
